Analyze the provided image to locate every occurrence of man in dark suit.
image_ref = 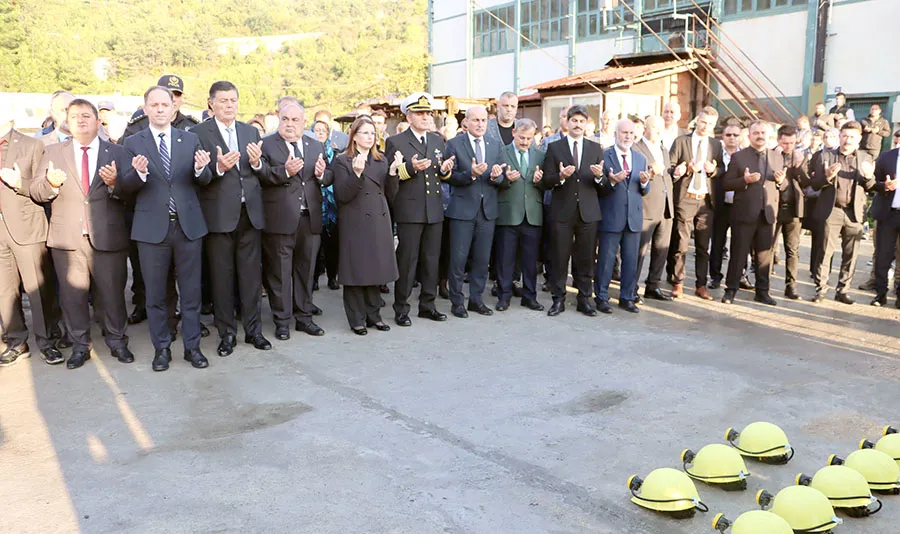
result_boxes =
[772,125,810,300]
[0,121,65,366]
[595,119,652,314]
[709,123,744,289]
[444,105,506,318]
[496,118,545,311]
[870,146,900,307]
[540,105,605,316]
[632,115,674,302]
[721,121,786,306]
[809,121,876,304]
[384,92,455,326]
[191,81,272,355]
[30,99,141,369]
[667,106,725,300]
[260,102,331,340]
[124,86,213,371]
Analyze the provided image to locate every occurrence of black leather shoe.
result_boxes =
[541,281,551,293]
[311,305,323,316]
[66,349,90,369]
[634,295,644,306]
[245,334,273,350]
[152,348,171,372]
[547,300,565,316]
[835,292,855,305]
[467,301,493,316]
[275,326,290,340]
[417,309,447,322]
[871,295,887,307]
[618,300,639,313]
[351,326,368,336]
[170,328,178,342]
[521,298,544,311]
[451,304,468,318]
[295,321,325,336]
[811,291,826,303]
[784,287,800,300]
[184,348,209,369]
[739,277,755,290]
[55,333,73,349]
[645,288,672,301]
[112,347,135,364]
[40,347,64,365]
[395,314,412,327]
[512,283,524,298]
[577,303,597,317]
[495,300,509,312]
[721,290,736,304]
[754,292,777,306]
[490,284,499,297]
[0,344,30,367]
[328,278,340,290]
[201,302,214,315]
[127,308,147,324]
[200,324,210,338]
[708,277,722,290]
[217,333,236,357]
[366,320,391,332]
[596,300,613,314]
[438,281,450,299]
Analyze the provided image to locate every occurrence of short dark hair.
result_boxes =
[841,120,862,133]
[144,85,174,102]
[835,92,846,98]
[567,105,589,121]
[777,125,797,138]
[209,81,238,100]
[371,109,387,119]
[66,98,98,119]
[894,130,900,137]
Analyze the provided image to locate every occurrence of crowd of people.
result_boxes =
[1,75,898,372]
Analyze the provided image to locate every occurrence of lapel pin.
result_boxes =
[177,138,182,142]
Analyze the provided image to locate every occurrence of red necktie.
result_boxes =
[81,146,90,195]
[622,153,629,173]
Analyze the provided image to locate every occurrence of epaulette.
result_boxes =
[128,114,147,126]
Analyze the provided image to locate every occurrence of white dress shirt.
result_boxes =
[723,150,735,204]
[661,124,680,152]
[893,153,900,209]
[73,136,100,187]
[643,137,664,169]
[687,132,710,196]
[467,132,486,163]
[566,135,585,169]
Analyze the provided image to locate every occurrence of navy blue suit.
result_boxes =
[595,146,650,303]
[444,133,505,307]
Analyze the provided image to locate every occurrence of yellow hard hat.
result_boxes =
[859,426,900,468]
[627,468,709,518]
[756,486,842,533]
[725,422,793,464]
[830,449,900,494]
[681,444,751,491]
[796,466,882,517]
[712,510,793,534]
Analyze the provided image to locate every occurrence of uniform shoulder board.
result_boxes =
[128,114,147,126]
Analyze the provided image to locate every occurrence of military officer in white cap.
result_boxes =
[384,92,455,326]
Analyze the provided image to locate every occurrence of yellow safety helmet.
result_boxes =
[681,444,751,491]
[859,425,900,468]
[724,422,794,464]
[627,468,709,519]
[756,487,842,533]
[796,466,882,518]
[712,510,793,534]
[830,449,900,494]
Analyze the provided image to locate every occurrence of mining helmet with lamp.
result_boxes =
[830,449,900,494]
[796,466,882,518]
[711,510,793,534]
[756,486,842,533]
[681,444,751,491]
[724,422,794,464]
[859,426,900,468]
[627,468,709,519]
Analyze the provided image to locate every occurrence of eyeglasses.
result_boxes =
[723,133,740,137]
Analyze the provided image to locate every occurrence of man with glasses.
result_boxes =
[709,123,742,289]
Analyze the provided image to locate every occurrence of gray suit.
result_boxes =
[633,138,674,292]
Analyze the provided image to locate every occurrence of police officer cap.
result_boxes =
[98,101,115,112]
[402,92,434,114]
[158,74,185,94]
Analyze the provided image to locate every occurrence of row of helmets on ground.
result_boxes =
[626,422,900,533]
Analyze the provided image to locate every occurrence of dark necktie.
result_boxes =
[291,141,302,162]
[474,138,483,165]
[572,140,579,169]
[158,133,176,214]
[420,135,426,147]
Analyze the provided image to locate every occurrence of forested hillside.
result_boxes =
[0,0,429,114]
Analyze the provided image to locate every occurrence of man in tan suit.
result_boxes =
[31,99,142,369]
[0,113,64,366]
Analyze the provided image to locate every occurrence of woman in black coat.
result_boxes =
[332,116,401,334]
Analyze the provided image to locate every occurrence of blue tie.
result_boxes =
[158,132,176,214]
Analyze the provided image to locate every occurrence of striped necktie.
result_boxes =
[158,132,176,214]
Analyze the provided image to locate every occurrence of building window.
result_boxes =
[724,0,806,16]
[521,0,570,47]
[474,4,516,57]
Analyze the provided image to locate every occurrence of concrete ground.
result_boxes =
[1,236,898,534]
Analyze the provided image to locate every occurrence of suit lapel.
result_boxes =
[142,130,165,176]
[59,140,80,194]
[301,137,314,180]
[93,140,112,191]
[405,129,427,157]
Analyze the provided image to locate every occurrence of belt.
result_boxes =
[168,212,178,221]
[686,192,706,200]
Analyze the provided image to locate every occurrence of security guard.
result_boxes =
[120,74,199,142]
[384,92,454,326]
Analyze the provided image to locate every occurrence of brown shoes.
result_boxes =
[695,286,714,301]
[671,283,684,298]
